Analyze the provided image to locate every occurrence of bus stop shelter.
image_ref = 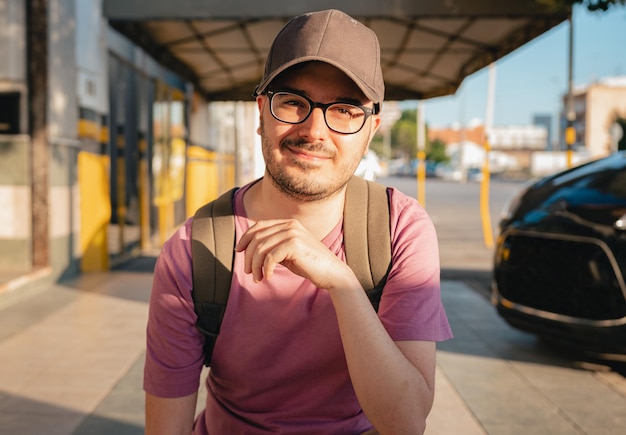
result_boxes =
[103,0,570,102]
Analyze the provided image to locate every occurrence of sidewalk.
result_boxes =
[0,257,625,435]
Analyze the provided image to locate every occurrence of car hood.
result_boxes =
[508,152,626,235]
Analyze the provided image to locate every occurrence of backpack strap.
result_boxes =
[343,176,392,310]
[191,177,392,366]
[191,187,237,366]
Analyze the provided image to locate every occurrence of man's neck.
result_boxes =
[243,176,345,240]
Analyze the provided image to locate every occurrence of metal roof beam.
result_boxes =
[103,0,565,20]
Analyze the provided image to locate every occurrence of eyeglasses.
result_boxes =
[265,90,378,134]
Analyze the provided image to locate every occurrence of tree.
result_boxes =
[390,109,418,159]
[427,139,448,163]
[536,0,626,11]
[386,109,449,163]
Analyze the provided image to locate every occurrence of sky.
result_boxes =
[419,5,626,129]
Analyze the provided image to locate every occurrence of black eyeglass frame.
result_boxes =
[264,90,380,135]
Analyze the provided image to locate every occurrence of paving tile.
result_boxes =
[437,281,626,435]
[2,271,626,435]
[0,395,87,435]
[0,270,152,435]
[426,366,486,434]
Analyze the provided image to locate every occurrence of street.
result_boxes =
[382,175,523,296]
[381,175,626,434]
[382,174,626,374]
[1,175,625,435]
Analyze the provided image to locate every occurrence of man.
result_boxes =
[144,9,452,435]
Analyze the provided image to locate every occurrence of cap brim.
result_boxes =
[255,57,382,103]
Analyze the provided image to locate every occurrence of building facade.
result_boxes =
[560,76,626,157]
[428,123,548,172]
[0,0,256,299]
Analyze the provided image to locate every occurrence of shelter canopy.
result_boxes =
[103,0,569,101]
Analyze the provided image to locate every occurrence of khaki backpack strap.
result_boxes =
[344,176,392,310]
[191,187,237,366]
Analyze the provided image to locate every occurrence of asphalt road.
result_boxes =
[381,175,525,298]
[382,174,626,375]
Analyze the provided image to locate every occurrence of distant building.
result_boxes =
[429,124,548,171]
[429,124,547,151]
[428,124,485,146]
[488,125,547,150]
[446,140,518,174]
[533,114,553,149]
[559,76,626,157]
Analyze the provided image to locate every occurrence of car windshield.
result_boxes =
[550,152,625,188]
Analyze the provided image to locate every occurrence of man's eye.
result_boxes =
[284,99,305,107]
[277,97,307,110]
[331,105,362,118]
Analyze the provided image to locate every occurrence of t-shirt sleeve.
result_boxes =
[143,218,205,398]
[378,188,453,342]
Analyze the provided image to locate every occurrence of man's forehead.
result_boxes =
[270,62,368,101]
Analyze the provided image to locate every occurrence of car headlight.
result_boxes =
[615,212,626,230]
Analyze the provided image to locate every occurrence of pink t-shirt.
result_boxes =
[144,183,452,434]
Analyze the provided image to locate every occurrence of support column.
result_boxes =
[27,0,49,268]
[565,9,575,167]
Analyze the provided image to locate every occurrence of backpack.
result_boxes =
[191,176,392,367]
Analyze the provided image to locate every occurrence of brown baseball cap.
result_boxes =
[254,9,384,103]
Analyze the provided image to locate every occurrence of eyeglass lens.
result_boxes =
[270,92,367,134]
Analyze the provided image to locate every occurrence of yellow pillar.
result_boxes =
[480,140,494,249]
[78,152,111,271]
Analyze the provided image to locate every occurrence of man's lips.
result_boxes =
[287,147,330,160]
[282,142,335,161]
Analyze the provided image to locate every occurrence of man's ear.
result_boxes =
[256,95,265,112]
[370,113,381,135]
[256,96,265,135]
[364,114,381,151]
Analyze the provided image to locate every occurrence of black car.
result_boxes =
[492,152,626,354]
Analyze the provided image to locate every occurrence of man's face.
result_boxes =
[257,62,380,202]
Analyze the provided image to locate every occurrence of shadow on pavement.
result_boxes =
[0,391,143,435]
[72,415,143,435]
[71,354,146,435]
[112,255,158,274]
[49,255,159,306]
[441,268,492,299]
[440,267,626,378]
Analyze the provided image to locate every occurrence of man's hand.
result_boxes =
[236,218,437,434]
[235,219,353,289]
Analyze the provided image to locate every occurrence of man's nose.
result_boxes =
[298,107,329,140]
